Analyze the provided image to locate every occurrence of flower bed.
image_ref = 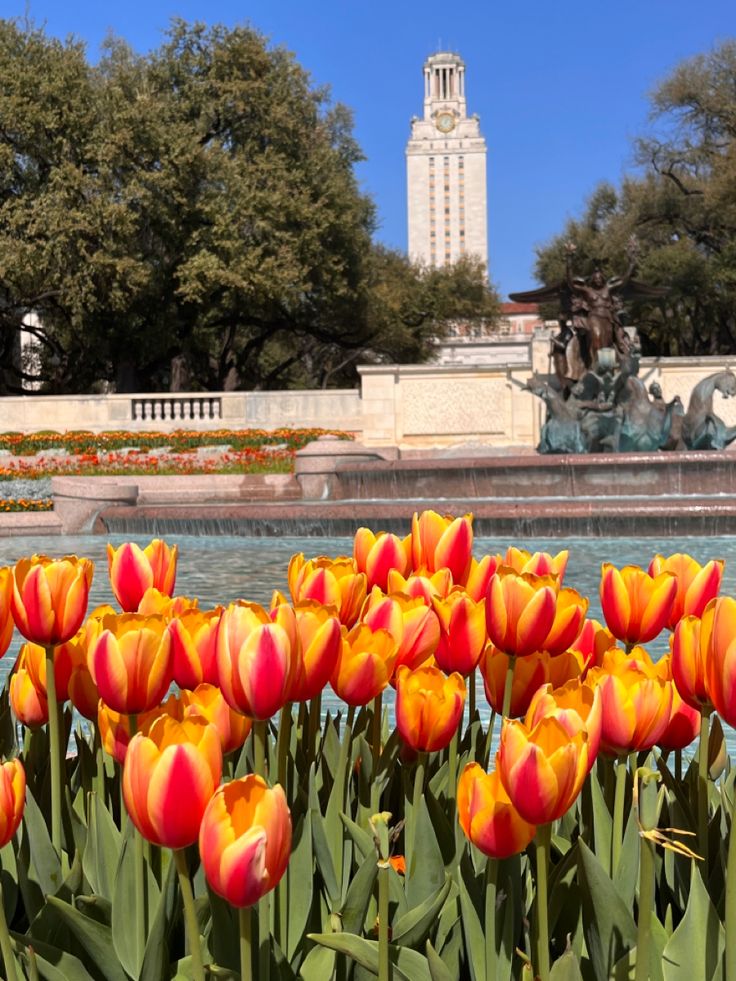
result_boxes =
[0,499,53,512]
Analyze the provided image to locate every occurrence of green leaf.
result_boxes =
[340,850,378,935]
[112,823,161,979]
[44,896,128,981]
[298,943,336,980]
[577,839,637,980]
[340,813,374,859]
[12,931,96,981]
[663,860,725,981]
[309,766,340,907]
[23,786,63,896]
[590,765,613,877]
[82,792,121,902]
[139,853,179,981]
[306,932,431,981]
[613,805,640,909]
[285,811,314,960]
[406,797,445,909]
[550,950,584,980]
[426,940,455,981]
[392,875,451,948]
[457,866,485,981]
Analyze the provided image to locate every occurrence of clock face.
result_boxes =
[436,112,455,134]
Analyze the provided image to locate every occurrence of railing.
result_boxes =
[131,396,222,423]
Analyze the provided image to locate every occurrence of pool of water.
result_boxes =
[1,532,733,753]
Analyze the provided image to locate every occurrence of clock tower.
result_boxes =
[406,52,488,269]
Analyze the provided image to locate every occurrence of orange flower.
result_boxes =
[388,855,406,875]
[386,568,454,604]
[504,547,568,582]
[361,587,439,676]
[16,639,73,704]
[457,763,536,858]
[169,609,222,690]
[395,664,466,752]
[9,656,48,727]
[270,600,342,703]
[288,554,366,627]
[199,774,291,907]
[498,714,591,824]
[648,553,723,629]
[655,657,700,751]
[181,684,252,755]
[586,647,672,756]
[704,596,736,727]
[432,589,486,676]
[671,604,714,713]
[123,715,222,848]
[88,613,173,714]
[480,646,583,718]
[11,554,93,646]
[485,569,558,658]
[107,539,178,613]
[330,623,397,706]
[217,602,293,720]
[570,618,616,672]
[464,554,500,603]
[411,510,473,584]
[525,678,602,767]
[137,589,198,617]
[353,528,411,591]
[599,563,677,646]
[541,587,588,656]
[0,759,25,847]
[0,567,15,659]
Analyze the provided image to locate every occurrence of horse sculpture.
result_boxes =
[681,370,736,450]
[524,373,587,454]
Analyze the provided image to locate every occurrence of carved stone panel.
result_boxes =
[400,376,509,436]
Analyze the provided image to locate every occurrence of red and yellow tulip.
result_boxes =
[704,596,736,728]
[671,604,715,713]
[486,569,558,658]
[287,554,366,627]
[395,664,466,753]
[11,554,93,646]
[330,622,397,706]
[386,568,454,604]
[9,655,48,727]
[0,759,25,847]
[107,539,178,613]
[411,509,473,584]
[361,588,440,676]
[525,678,602,767]
[270,601,343,703]
[168,608,222,690]
[599,563,677,646]
[648,553,723,629]
[480,646,584,719]
[431,589,486,676]
[88,613,174,715]
[353,528,411,591]
[457,763,536,858]
[504,547,569,582]
[181,684,252,755]
[0,567,15,659]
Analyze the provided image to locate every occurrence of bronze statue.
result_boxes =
[681,370,736,450]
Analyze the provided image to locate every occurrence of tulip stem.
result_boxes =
[501,655,516,721]
[698,712,710,866]
[308,693,322,764]
[239,906,253,981]
[93,723,105,805]
[725,793,736,981]
[408,753,426,877]
[277,703,292,793]
[447,728,458,807]
[258,894,270,981]
[635,834,655,981]
[371,692,383,811]
[253,720,267,781]
[483,710,496,769]
[484,857,498,980]
[44,644,63,856]
[612,757,627,875]
[378,859,391,981]
[674,748,682,783]
[173,849,204,981]
[0,879,19,981]
[468,668,476,724]
[534,823,551,981]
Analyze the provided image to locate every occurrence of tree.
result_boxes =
[0,18,500,394]
[535,41,736,357]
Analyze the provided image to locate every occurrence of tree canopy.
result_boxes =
[535,41,736,357]
[0,18,499,394]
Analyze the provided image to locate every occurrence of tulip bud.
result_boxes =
[395,664,465,753]
[11,554,93,646]
[107,540,178,613]
[457,763,536,858]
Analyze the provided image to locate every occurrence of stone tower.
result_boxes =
[406,52,488,269]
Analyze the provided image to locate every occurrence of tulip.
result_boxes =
[181,684,252,756]
[217,601,293,720]
[671,605,715,713]
[0,567,15,659]
[525,678,602,767]
[17,639,73,703]
[648,553,723,629]
[464,554,500,603]
[98,702,135,764]
[541,587,588,656]
[432,589,486,677]
[123,715,222,849]
[270,600,342,703]
[88,613,174,715]
[570,618,616,672]
[658,682,700,752]
[0,759,25,848]
[480,646,584,720]
[411,510,473,584]
[9,657,48,727]
[504,547,569,582]
[287,554,366,627]
[107,539,178,613]
[486,569,558,658]
[330,623,397,706]
[169,609,222,690]
[199,774,291,907]
[137,588,198,617]
[704,596,736,728]
[11,554,93,646]
[457,763,536,859]
[586,647,672,756]
[599,563,677,646]
[386,568,454,604]
[498,715,590,825]
[361,588,440,677]
[395,664,466,753]
[353,528,411,591]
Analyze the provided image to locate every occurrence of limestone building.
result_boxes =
[406,52,488,269]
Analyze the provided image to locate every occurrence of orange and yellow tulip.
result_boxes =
[288,554,366,627]
[270,600,342,703]
[657,673,700,751]
[671,605,715,713]
[217,602,293,720]
[586,647,672,756]
[386,568,454,604]
[330,623,397,706]
[361,587,439,676]
[0,567,15,658]
[648,553,723,629]
[432,589,486,676]
[0,759,25,847]
[199,774,291,907]
[123,715,222,848]
[11,554,93,646]
[486,569,558,658]
[457,763,536,858]
[570,618,616,672]
[395,664,466,752]
[464,554,500,603]
[504,547,569,582]
[480,646,584,719]
[137,588,198,617]
[525,678,602,766]
[541,587,588,656]
[181,684,252,755]
[353,528,411,591]
[498,714,591,824]
[169,608,221,690]
[411,510,473,584]
[599,563,677,646]
[9,657,48,727]
[107,539,178,613]
[704,596,736,727]
[88,613,173,715]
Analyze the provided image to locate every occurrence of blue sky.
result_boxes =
[3,0,735,296]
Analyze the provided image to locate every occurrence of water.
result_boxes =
[1,532,733,753]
